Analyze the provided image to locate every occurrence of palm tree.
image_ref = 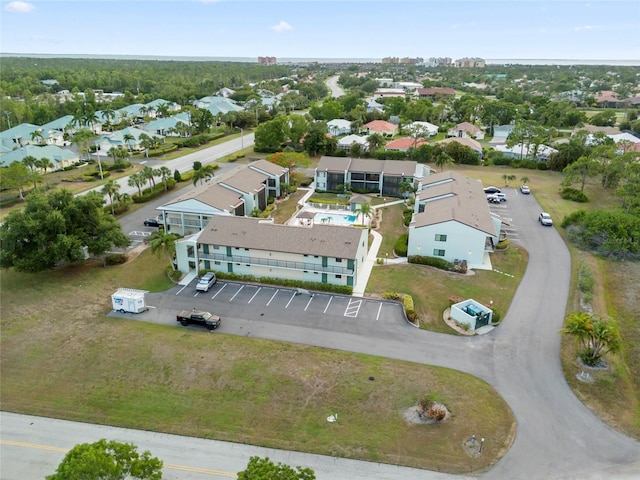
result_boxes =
[128,172,144,197]
[520,176,530,185]
[150,230,179,272]
[158,166,172,191]
[30,129,44,145]
[139,133,153,157]
[192,165,215,186]
[123,133,135,155]
[354,201,373,226]
[102,179,121,215]
[435,152,453,172]
[399,179,417,200]
[141,165,157,188]
[501,173,509,186]
[36,157,54,187]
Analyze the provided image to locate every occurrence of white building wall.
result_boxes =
[315,171,328,190]
[408,220,487,268]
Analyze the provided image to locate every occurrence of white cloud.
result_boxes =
[573,25,600,31]
[271,21,293,33]
[4,1,35,13]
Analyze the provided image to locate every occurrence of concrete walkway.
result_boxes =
[352,229,382,297]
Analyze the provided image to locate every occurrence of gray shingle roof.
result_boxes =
[198,216,365,259]
[164,183,243,212]
[249,159,288,176]
[219,168,267,194]
[414,171,495,235]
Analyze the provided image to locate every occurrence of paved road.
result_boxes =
[326,75,345,98]
[3,173,640,475]
[81,133,255,201]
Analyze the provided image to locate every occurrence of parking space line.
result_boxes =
[344,298,362,318]
[176,284,188,295]
[229,285,244,301]
[285,291,297,308]
[211,283,227,299]
[248,287,262,304]
[266,289,280,306]
[323,296,333,313]
[304,295,314,311]
[376,303,382,321]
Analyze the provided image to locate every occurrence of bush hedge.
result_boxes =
[212,272,353,295]
[394,234,409,257]
[132,178,177,203]
[408,255,455,272]
[104,253,128,266]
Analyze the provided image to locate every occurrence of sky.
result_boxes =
[1,0,639,61]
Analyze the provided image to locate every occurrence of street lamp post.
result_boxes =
[240,127,244,150]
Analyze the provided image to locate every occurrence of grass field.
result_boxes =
[0,249,515,474]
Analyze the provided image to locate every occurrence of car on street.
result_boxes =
[487,193,507,203]
[539,212,553,226]
[196,272,217,292]
[483,186,501,194]
[520,185,531,194]
[143,218,160,227]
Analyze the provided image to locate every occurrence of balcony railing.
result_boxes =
[198,251,353,275]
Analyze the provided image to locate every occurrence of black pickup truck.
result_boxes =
[176,310,221,331]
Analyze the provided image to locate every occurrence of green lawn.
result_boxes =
[0,249,516,474]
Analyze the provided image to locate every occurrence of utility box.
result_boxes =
[111,288,148,314]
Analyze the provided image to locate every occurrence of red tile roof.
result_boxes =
[385,137,427,151]
[363,120,398,133]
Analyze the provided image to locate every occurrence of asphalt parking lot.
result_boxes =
[118,280,409,337]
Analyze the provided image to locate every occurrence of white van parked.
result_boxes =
[196,272,217,292]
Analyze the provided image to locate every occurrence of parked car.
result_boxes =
[539,212,553,226]
[144,218,160,227]
[487,193,507,203]
[196,272,217,292]
[483,186,501,194]
[520,185,531,194]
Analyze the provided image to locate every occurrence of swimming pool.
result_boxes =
[315,213,358,225]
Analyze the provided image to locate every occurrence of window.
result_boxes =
[335,258,342,262]
[245,248,249,251]
[433,249,445,257]
[214,261,221,265]
[435,234,447,242]
[336,274,342,279]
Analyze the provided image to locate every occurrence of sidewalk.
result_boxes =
[352,230,382,297]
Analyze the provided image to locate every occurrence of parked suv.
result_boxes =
[196,272,217,292]
[487,193,507,203]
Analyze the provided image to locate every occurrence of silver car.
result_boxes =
[539,212,553,226]
[196,272,217,292]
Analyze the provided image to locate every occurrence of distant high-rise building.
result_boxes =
[455,57,486,68]
[258,56,277,65]
[422,57,453,68]
[381,57,424,65]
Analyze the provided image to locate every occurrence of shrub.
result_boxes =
[403,209,413,227]
[449,295,464,306]
[408,255,455,271]
[382,291,401,300]
[427,403,449,421]
[402,294,414,312]
[537,162,549,170]
[394,234,408,256]
[173,169,182,182]
[214,272,353,295]
[578,261,595,303]
[104,253,128,266]
[560,187,589,202]
[497,238,510,249]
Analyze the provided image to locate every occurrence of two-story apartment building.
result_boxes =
[158,160,289,235]
[408,171,502,270]
[314,156,428,197]
[175,216,368,288]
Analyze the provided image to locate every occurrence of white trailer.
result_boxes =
[111,288,148,314]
